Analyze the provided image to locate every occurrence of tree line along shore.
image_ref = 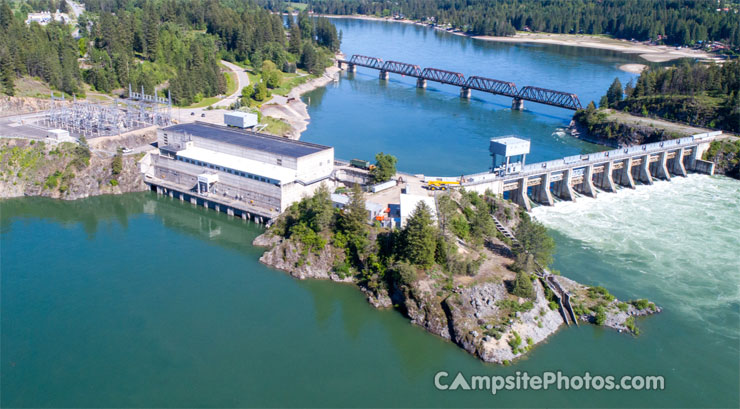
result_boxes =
[300,0,740,52]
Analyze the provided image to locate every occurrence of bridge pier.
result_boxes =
[552,169,575,202]
[594,161,616,192]
[637,155,653,185]
[379,70,389,80]
[670,147,687,177]
[416,78,427,88]
[512,98,524,110]
[532,173,554,206]
[615,158,636,189]
[460,87,471,99]
[651,151,671,180]
[574,165,597,198]
[337,61,343,69]
[511,177,531,211]
[347,64,356,73]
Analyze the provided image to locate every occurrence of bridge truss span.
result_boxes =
[348,55,384,69]
[420,68,466,86]
[381,61,422,77]
[516,86,583,110]
[464,76,518,97]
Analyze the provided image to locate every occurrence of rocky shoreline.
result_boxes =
[253,226,660,365]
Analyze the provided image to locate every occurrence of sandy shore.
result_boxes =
[260,56,342,140]
[619,64,648,74]
[474,32,715,63]
[322,14,717,63]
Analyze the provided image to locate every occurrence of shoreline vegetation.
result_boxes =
[571,59,740,179]
[319,14,719,66]
[253,185,660,364]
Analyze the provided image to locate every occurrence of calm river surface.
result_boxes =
[2,18,738,408]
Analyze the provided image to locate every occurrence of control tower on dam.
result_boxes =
[461,132,721,211]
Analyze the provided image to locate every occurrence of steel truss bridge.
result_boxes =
[337,54,582,110]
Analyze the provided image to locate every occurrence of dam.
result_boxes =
[460,132,721,210]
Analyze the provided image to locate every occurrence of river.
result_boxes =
[1,18,738,408]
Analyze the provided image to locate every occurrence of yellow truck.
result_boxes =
[425,177,462,191]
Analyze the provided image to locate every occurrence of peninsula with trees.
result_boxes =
[254,181,660,364]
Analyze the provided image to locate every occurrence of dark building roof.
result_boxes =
[163,122,331,158]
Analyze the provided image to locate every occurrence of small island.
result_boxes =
[254,181,660,364]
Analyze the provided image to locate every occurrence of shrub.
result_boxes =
[588,285,615,301]
[508,331,522,351]
[112,149,123,175]
[632,299,650,310]
[625,316,639,335]
[594,306,607,325]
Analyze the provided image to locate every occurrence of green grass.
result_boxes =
[223,67,238,96]
[284,2,308,11]
[263,116,292,136]
[271,73,311,97]
[184,96,220,109]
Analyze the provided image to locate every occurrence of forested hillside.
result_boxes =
[591,60,740,133]
[302,0,740,47]
[0,0,340,105]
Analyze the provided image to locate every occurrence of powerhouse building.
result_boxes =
[143,122,334,221]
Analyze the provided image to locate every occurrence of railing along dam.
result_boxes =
[458,132,721,211]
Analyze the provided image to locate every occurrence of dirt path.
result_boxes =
[606,109,726,136]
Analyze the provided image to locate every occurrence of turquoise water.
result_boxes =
[2,188,738,407]
[302,19,642,175]
[2,18,739,408]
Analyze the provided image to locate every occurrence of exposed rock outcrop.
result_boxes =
[0,138,147,200]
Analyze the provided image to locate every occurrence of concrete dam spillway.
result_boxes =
[460,132,721,211]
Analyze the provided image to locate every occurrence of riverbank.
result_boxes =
[260,56,343,140]
[322,14,717,65]
[253,189,660,364]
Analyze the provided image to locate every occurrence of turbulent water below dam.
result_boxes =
[2,17,739,408]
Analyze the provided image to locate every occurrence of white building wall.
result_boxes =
[296,148,335,182]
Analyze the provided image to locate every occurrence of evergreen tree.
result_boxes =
[304,183,334,232]
[297,9,312,40]
[511,270,535,299]
[605,77,623,107]
[340,183,369,264]
[0,45,14,95]
[288,24,301,54]
[514,213,555,267]
[402,202,436,268]
[143,7,159,61]
[342,183,368,237]
[299,43,318,74]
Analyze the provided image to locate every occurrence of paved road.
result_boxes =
[213,60,249,108]
[66,0,85,18]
